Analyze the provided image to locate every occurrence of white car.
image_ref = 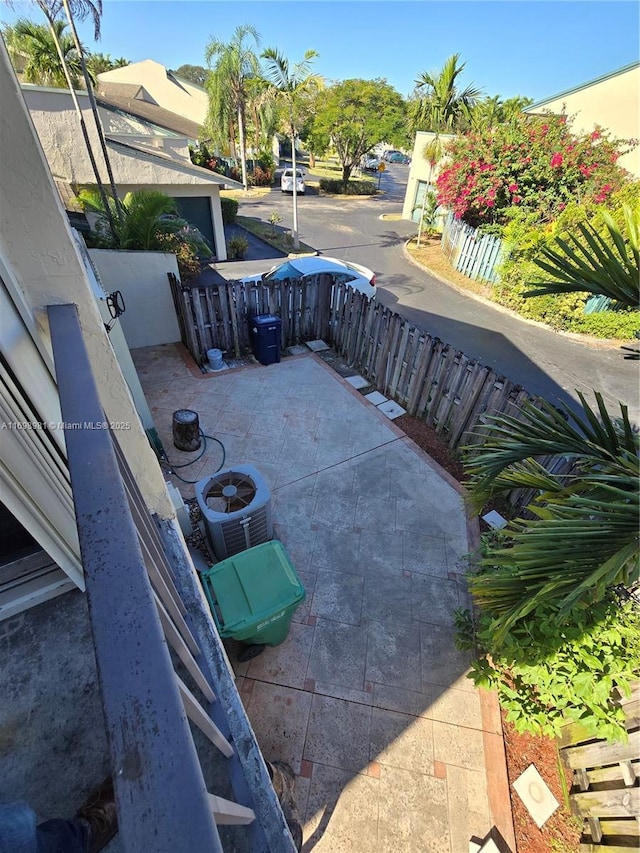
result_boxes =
[281,168,305,194]
[362,156,381,171]
[242,255,376,299]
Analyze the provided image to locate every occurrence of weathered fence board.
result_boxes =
[440,213,503,284]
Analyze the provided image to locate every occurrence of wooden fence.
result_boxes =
[559,681,639,852]
[168,272,562,458]
[441,212,503,283]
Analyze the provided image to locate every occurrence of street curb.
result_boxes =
[401,239,632,351]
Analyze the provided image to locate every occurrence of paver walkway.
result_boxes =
[133,344,513,853]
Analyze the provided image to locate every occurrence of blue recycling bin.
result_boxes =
[249,314,282,365]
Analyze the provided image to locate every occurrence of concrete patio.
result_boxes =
[133,343,514,853]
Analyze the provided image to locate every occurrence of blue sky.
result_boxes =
[3,1,639,102]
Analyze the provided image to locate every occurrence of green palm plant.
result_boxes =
[525,205,640,308]
[465,392,639,642]
[3,18,86,87]
[409,53,482,134]
[205,24,262,191]
[261,47,321,249]
[78,188,210,256]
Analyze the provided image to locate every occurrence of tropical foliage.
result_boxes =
[78,189,209,279]
[494,183,640,338]
[174,63,208,86]
[436,113,632,228]
[205,25,262,190]
[310,78,407,185]
[85,51,128,76]
[3,18,87,87]
[464,392,639,641]
[457,593,640,742]
[409,53,482,134]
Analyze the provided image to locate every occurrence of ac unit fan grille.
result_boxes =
[204,473,257,514]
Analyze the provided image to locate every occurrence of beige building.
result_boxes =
[525,61,640,178]
[21,85,241,259]
[402,130,454,222]
[97,58,208,127]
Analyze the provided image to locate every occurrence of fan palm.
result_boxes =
[465,392,639,642]
[410,53,482,134]
[525,205,640,308]
[205,25,262,191]
[261,47,320,249]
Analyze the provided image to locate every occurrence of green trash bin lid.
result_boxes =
[200,540,305,638]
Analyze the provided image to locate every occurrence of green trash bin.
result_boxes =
[200,540,305,660]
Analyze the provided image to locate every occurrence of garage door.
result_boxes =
[172,197,216,256]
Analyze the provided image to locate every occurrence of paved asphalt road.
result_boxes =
[228,164,639,423]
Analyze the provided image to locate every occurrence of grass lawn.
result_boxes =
[220,187,272,201]
[236,215,316,256]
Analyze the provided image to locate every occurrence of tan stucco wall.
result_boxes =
[402,131,454,220]
[98,59,208,125]
[527,65,640,177]
[88,250,181,349]
[1,45,174,518]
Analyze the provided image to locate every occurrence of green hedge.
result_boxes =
[319,178,377,195]
[221,196,238,225]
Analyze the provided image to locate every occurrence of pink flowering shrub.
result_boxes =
[436,114,634,228]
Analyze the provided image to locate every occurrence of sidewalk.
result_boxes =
[133,344,515,852]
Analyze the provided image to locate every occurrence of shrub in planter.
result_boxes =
[221,196,238,225]
[227,234,248,259]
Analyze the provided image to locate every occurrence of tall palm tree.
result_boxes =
[465,392,639,642]
[205,25,262,191]
[3,18,85,87]
[261,47,320,249]
[410,53,482,134]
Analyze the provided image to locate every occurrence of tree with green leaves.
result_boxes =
[85,51,128,76]
[409,53,482,134]
[311,78,406,185]
[465,392,639,643]
[205,25,262,191]
[261,47,321,249]
[469,94,533,130]
[174,63,208,86]
[3,17,86,87]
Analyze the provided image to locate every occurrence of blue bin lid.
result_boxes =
[251,314,281,326]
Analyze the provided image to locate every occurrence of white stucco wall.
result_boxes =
[402,131,454,221]
[1,45,174,519]
[526,64,640,177]
[88,249,181,349]
[98,60,208,125]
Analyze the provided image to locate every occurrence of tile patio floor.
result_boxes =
[132,344,514,853]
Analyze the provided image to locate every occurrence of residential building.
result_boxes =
[1,40,292,851]
[21,84,241,258]
[525,61,640,178]
[402,130,454,223]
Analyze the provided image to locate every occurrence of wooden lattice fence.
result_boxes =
[559,681,640,852]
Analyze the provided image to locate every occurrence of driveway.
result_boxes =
[229,168,639,424]
[133,344,514,852]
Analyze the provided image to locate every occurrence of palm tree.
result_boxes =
[465,392,639,642]
[205,25,262,191]
[3,18,86,87]
[261,47,320,249]
[410,53,482,134]
[525,205,640,308]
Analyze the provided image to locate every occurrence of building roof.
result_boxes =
[96,81,203,139]
[105,137,242,189]
[525,61,640,111]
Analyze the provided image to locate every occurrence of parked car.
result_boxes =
[241,255,376,299]
[387,151,410,164]
[281,168,305,194]
[362,156,381,172]
[382,149,401,162]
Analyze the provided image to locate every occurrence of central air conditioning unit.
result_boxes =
[195,464,273,560]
